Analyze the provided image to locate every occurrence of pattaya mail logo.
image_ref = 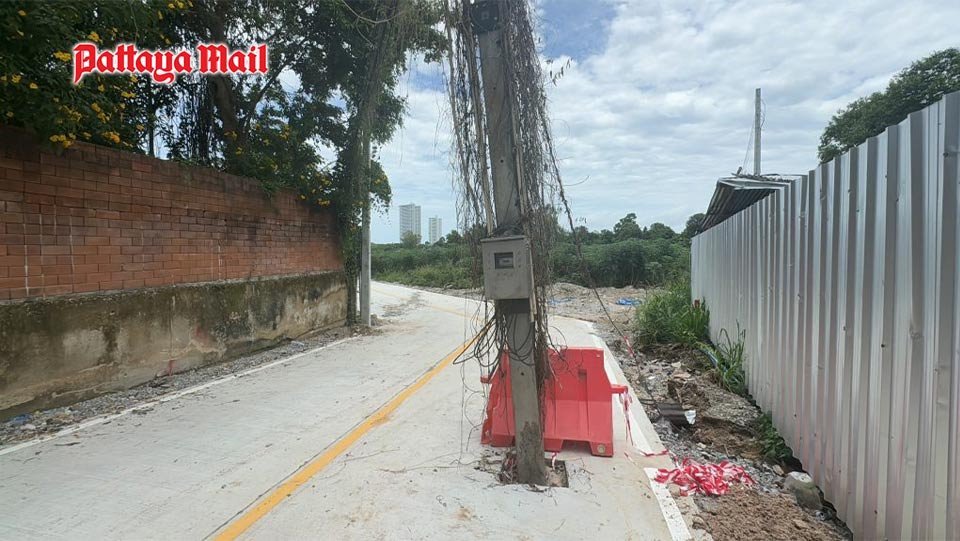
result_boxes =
[72,43,268,84]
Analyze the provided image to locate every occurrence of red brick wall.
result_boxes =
[0,129,343,301]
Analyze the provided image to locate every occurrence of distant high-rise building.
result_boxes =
[428,217,442,244]
[399,203,421,241]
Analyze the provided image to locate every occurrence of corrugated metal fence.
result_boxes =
[691,91,959,540]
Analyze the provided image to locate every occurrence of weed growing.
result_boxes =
[755,412,794,463]
[634,282,710,347]
[697,327,747,396]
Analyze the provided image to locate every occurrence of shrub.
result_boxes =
[696,327,747,396]
[377,262,475,289]
[634,282,709,347]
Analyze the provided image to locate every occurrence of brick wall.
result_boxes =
[0,128,342,301]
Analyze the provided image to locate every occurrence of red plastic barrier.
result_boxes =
[480,347,627,457]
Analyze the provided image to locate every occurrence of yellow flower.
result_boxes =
[54,51,71,62]
[167,3,174,9]
[28,82,38,90]
[97,84,105,92]
[62,140,73,148]
[11,74,21,84]
[82,132,91,139]
[18,10,26,16]
[121,91,135,98]
[91,102,101,112]
[136,124,145,131]
[88,32,101,42]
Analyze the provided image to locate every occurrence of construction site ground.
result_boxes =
[1,282,709,540]
[422,281,851,540]
[551,285,851,541]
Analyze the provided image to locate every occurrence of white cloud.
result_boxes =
[373,0,960,243]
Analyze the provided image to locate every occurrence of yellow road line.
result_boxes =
[213,335,478,541]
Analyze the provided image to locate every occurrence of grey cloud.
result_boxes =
[373,0,960,243]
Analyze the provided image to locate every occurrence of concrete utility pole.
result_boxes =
[471,0,547,485]
[754,88,762,176]
[359,135,372,326]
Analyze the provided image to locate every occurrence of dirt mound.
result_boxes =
[696,484,844,540]
[549,281,590,295]
[546,283,646,325]
[693,417,762,460]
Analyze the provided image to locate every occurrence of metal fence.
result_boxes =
[691,91,959,540]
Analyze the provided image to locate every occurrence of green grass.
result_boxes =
[634,282,710,347]
[377,263,476,289]
[633,281,793,465]
[696,326,747,396]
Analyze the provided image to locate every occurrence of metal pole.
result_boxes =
[359,135,371,326]
[754,88,762,176]
[472,0,546,485]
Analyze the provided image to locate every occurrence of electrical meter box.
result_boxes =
[480,235,532,300]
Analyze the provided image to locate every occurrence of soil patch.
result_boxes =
[696,484,844,540]
[624,342,851,539]
[498,452,569,487]
[692,417,762,460]
[475,448,568,487]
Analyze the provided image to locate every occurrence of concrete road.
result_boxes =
[0,282,703,540]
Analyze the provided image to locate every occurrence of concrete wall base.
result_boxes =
[0,272,347,418]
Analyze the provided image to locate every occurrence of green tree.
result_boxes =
[0,1,180,150]
[646,222,675,240]
[0,0,444,211]
[682,213,705,238]
[401,230,421,247]
[819,48,960,163]
[171,0,443,203]
[570,225,589,242]
[444,230,463,244]
[613,213,642,241]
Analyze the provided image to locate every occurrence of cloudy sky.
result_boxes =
[372,0,960,244]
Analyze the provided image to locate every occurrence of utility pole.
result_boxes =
[754,88,762,176]
[471,0,547,485]
[356,0,399,327]
[360,135,371,326]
